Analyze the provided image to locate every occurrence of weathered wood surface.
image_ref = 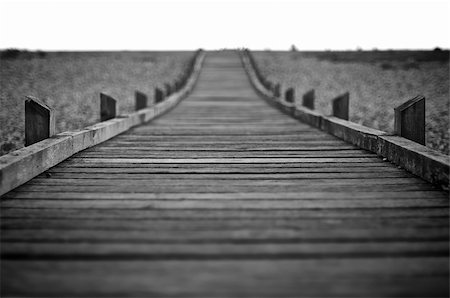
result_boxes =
[302,89,315,110]
[134,90,148,111]
[1,51,448,297]
[0,51,205,196]
[100,93,117,121]
[24,96,55,146]
[394,95,425,145]
[242,51,449,187]
[332,92,350,120]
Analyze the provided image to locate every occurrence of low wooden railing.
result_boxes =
[241,49,449,188]
[0,50,205,196]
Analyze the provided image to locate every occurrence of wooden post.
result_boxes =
[175,79,182,91]
[266,81,273,92]
[394,95,425,145]
[172,81,178,93]
[165,83,172,97]
[135,91,147,111]
[274,83,281,98]
[100,93,116,122]
[302,89,315,110]
[179,74,187,89]
[172,79,180,93]
[332,92,350,120]
[285,88,295,103]
[262,79,270,90]
[25,96,55,146]
[155,87,164,104]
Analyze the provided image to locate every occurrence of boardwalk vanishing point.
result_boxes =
[1,51,449,297]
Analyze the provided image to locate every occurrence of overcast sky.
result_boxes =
[0,0,448,51]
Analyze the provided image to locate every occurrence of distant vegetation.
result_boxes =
[297,49,449,64]
[0,51,193,156]
[254,49,449,154]
[0,49,47,60]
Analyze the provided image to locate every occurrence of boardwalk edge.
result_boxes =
[0,51,206,197]
[240,50,449,188]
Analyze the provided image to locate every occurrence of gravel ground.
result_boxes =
[0,51,192,156]
[253,50,449,155]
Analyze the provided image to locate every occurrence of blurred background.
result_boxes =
[0,0,449,156]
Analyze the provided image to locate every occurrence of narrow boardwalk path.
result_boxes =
[1,51,449,297]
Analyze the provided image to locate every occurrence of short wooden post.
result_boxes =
[179,74,186,89]
[274,83,281,98]
[332,92,350,120]
[100,93,116,122]
[394,95,425,145]
[285,88,295,103]
[173,80,180,92]
[302,89,315,110]
[175,79,182,91]
[25,96,55,146]
[155,87,164,104]
[135,91,147,111]
[266,81,273,92]
[165,83,172,97]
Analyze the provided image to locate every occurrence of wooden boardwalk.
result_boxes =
[1,51,449,297]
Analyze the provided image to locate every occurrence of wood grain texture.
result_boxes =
[394,95,425,145]
[1,51,448,297]
[302,89,315,110]
[242,50,449,187]
[134,90,148,111]
[24,96,55,146]
[100,93,117,122]
[0,51,205,196]
[332,92,350,121]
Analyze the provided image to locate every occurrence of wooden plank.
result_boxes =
[320,116,386,152]
[2,197,445,209]
[8,190,446,200]
[2,259,448,297]
[33,172,415,180]
[2,215,447,229]
[378,135,450,187]
[2,242,448,259]
[2,207,447,220]
[73,152,377,158]
[64,157,384,164]
[1,226,448,243]
[12,183,437,193]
